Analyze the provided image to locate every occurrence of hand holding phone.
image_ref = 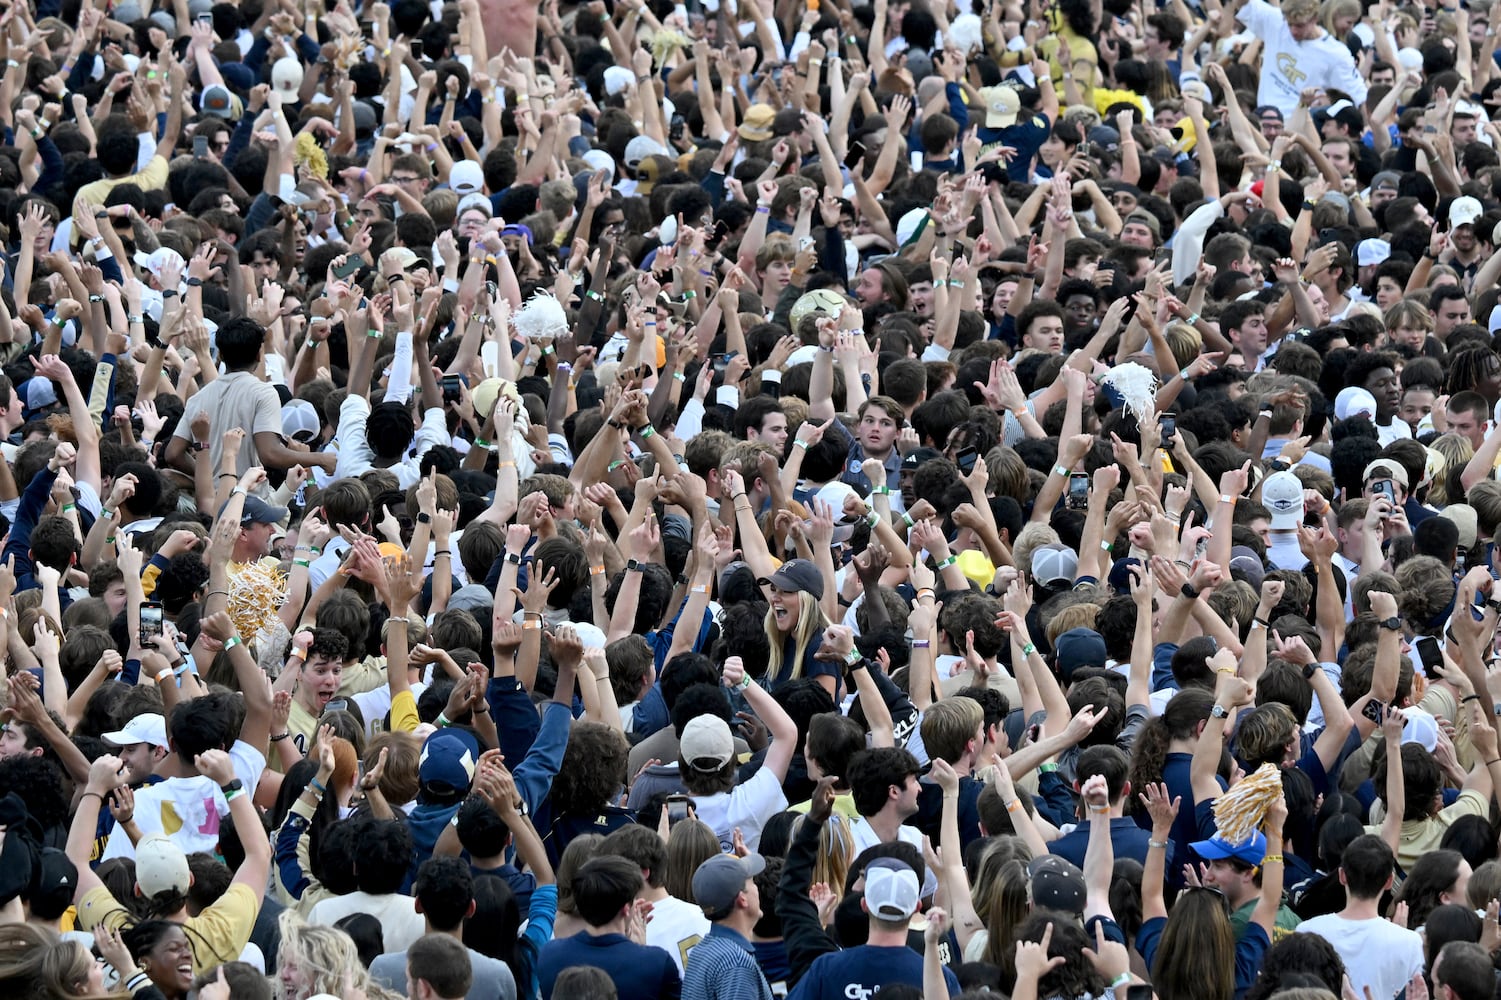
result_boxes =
[140,603,164,640]
[1067,473,1089,509]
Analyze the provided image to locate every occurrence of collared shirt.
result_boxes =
[683,925,774,1000]
[840,441,906,512]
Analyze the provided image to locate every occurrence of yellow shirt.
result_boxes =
[76,155,170,205]
[278,697,321,771]
[75,882,258,976]
[1038,11,1098,107]
[1367,788,1489,872]
[787,791,861,820]
[390,688,419,733]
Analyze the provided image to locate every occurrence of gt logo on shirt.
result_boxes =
[1276,53,1307,87]
[844,987,879,999]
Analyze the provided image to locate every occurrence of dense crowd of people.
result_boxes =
[6,0,1501,999]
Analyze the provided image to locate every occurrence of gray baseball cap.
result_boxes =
[692,853,766,920]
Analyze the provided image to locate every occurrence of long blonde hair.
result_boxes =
[276,913,401,1000]
[41,938,124,1000]
[794,814,855,892]
[763,590,830,682]
[1428,433,1474,507]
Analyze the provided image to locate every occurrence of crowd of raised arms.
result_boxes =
[10,0,1501,999]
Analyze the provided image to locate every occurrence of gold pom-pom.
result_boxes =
[228,559,288,645]
[650,29,691,67]
[1210,763,1284,847]
[295,132,328,181]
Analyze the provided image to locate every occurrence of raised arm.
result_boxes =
[1193,663,1250,805]
[1251,795,1287,940]
[1139,782,1181,921]
[1079,774,1116,921]
[724,655,798,783]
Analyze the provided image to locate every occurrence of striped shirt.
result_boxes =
[682,924,774,1000]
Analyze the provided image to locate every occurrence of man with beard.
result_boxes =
[1348,352,1410,445]
[1447,197,1486,284]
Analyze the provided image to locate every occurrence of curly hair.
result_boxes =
[550,722,630,817]
[1015,909,1105,998]
[275,912,403,1000]
[1241,931,1347,1000]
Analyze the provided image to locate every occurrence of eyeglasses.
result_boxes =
[390,174,421,184]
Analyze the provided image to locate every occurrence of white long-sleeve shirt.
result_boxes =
[1172,199,1225,287]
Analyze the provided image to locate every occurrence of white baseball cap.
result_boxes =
[136,835,191,897]
[1261,471,1305,530]
[864,858,920,920]
[448,159,484,196]
[680,715,735,772]
[1451,196,1484,228]
[1356,239,1391,267]
[102,713,170,751]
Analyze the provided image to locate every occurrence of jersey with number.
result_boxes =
[645,893,711,975]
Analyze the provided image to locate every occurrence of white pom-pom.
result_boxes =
[512,292,569,341]
[1100,362,1159,423]
[948,14,984,55]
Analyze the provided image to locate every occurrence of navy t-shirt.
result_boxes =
[977,112,1051,181]
[767,628,843,701]
[754,939,792,997]
[1135,752,1225,885]
[538,932,681,1000]
[787,944,959,1000]
[1137,915,1269,998]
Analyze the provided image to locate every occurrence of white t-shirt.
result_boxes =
[1295,914,1423,999]
[849,818,938,897]
[350,680,427,739]
[644,894,710,974]
[1240,0,1369,115]
[307,890,427,954]
[100,741,266,861]
[1266,532,1310,572]
[1375,418,1413,447]
[689,767,788,852]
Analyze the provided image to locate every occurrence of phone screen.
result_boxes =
[1415,637,1444,675]
[956,447,978,473]
[193,135,208,159]
[140,603,163,639]
[410,40,424,61]
[1067,473,1089,509]
[666,795,690,826]
[441,375,462,403]
[1161,413,1177,443]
